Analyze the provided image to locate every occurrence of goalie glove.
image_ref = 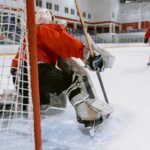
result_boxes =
[81,34,115,71]
[87,54,104,71]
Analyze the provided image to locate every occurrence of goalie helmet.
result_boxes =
[35,8,54,24]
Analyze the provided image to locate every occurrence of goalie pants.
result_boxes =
[38,63,73,105]
[12,62,73,107]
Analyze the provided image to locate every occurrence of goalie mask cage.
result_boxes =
[0,0,41,150]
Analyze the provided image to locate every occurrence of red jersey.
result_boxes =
[11,23,84,67]
[145,27,150,40]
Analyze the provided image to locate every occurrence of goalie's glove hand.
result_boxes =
[87,54,104,71]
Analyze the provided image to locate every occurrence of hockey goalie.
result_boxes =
[9,8,115,132]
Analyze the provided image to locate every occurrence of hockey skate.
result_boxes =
[40,103,51,113]
[83,119,103,136]
[75,99,113,136]
[77,114,103,136]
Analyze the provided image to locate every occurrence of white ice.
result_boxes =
[1,44,150,150]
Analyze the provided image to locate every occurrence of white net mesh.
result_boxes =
[0,0,35,150]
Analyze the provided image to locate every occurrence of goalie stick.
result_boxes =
[74,0,110,104]
[73,0,113,137]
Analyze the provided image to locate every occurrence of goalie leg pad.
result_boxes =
[67,75,113,123]
[86,99,113,117]
[75,101,101,121]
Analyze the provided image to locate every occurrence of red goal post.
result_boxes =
[0,0,41,150]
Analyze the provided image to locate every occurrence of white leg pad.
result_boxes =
[75,101,101,121]
[86,99,113,117]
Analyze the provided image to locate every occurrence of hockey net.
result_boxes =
[0,0,41,150]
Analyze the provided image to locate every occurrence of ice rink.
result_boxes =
[1,44,150,150]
